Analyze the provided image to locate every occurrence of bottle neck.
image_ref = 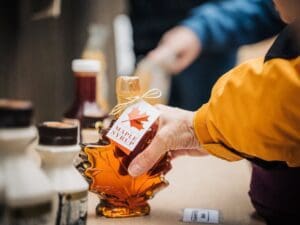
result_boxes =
[0,126,36,156]
[37,145,80,168]
[74,73,97,103]
[115,77,141,118]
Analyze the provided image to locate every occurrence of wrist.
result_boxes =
[180,21,204,53]
[183,110,202,150]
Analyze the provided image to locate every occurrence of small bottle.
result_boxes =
[77,76,172,218]
[0,99,54,225]
[36,121,89,225]
[82,24,110,112]
[64,59,108,143]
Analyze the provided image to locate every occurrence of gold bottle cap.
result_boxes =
[116,76,141,104]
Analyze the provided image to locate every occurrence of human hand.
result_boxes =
[128,105,208,177]
[146,26,201,75]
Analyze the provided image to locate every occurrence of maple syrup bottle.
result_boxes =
[36,122,89,225]
[114,76,168,176]
[0,99,55,225]
[78,76,172,218]
[64,59,108,143]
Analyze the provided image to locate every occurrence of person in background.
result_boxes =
[129,0,285,110]
[128,0,300,224]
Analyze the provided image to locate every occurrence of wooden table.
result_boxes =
[87,156,266,225]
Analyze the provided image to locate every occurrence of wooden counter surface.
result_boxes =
[87,156,266,225]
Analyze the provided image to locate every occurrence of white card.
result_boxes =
[106,100,160,154]
[183,208,219,224]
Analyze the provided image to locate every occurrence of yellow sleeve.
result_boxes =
[193,57,300,167]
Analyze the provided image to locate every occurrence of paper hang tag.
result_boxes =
[106,100,160,154]
[182,208,219,224]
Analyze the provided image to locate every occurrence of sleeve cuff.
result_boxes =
[193,104,242,162]
[180,18,209,52]
[193,104,213,144]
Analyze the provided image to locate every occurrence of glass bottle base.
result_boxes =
[96,200,150,218]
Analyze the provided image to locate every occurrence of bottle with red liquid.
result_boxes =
[76,76,172,218]
[64,59,108,143]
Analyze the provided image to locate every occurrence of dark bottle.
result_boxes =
[64,59,108,143]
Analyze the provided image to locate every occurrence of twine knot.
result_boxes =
[110,88,161,116]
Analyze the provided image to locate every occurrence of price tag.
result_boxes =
[106,100,159,154]
[183,208,219,224]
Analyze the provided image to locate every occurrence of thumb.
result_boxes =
[128,127,170,177]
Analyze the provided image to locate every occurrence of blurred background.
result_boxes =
[0,0,273,122]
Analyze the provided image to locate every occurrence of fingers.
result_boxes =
[128,105,205,177]
[128,127,170,177]
[147,45,173,62]
[170,50,193,74]
[147,44,199,75]
[147,45,177,74]
[146,30,189,74]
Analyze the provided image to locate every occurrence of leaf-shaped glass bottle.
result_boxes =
[76,76,172,218]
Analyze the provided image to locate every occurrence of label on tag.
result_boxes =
[106,100,160,154]
[183,208,219,224]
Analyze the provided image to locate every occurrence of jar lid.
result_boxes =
[82,115,107,129]
[0,99,33,128]
[72,59,100,73]
[37,122,78,146]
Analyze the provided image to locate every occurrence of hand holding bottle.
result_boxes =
[146,26,202,74]
[128,105,208,177]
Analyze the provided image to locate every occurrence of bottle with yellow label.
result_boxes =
[64,59,109,143]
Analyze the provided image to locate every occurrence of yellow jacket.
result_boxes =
[194,55,300,166]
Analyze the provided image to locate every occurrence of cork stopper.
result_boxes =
[116,76,141,104]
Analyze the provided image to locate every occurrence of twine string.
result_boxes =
[110,88,161,116]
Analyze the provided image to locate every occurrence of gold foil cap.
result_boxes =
[116,76,141,104]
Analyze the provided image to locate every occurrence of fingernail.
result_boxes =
[128,164,142,177]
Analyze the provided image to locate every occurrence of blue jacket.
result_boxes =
[171,0,286,110]
[129,0,285,109]
[181,0,284,54]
